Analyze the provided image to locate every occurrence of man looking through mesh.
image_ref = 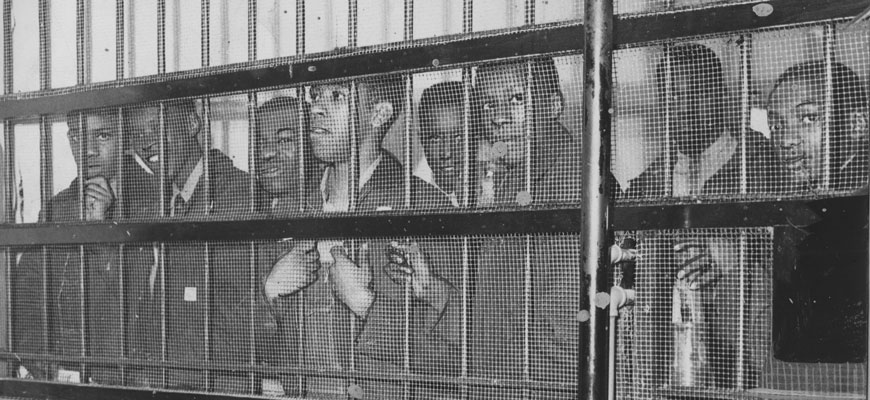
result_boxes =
[11,109,158,385]
[124,101,254,392]
[625,43,776,198]
[264,78,448,399]
[418,81,470,206]
[767,60,868,364]
[475,58,580,206]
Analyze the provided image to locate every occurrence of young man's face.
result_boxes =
[309,84,352,164]
[68,112,121,180]
[421,104,464,193]
[257,108,301,197]
[476,65,529,168]
[668,66,723,157]
[126,105,197,180]
[767,78,825,188]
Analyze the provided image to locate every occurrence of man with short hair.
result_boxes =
[12,108,158,385]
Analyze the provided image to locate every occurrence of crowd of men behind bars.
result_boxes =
[8,43,870,399]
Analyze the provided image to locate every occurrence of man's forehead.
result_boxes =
[67,111,119,127]
[477,65,525,92]
[260,109,300,129]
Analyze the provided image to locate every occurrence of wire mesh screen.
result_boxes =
[614,228,772,400]
[4,234,583,398]
[613,22,870,204]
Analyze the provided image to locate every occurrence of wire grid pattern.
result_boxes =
[614,228,772,400]
[3,234,583,398]
[613,37,749,203]
[615,0,757,17]
[613,22,870,205]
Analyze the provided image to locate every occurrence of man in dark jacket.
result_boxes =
[625,43,777,199]
[125,100,253,392]
[11,108,158,385]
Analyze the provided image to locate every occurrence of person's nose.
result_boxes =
[778,128,802,149]
[86,136,100,157]
[438,139,453,162]
[259,141,277,162]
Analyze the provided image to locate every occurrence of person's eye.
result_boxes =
[510,94,524,105]
[95,130,114,140]
[278,136,294,145]
[800,113,820,124]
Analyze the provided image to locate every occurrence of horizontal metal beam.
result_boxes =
[615,0,868,46]
[0,209,584,245]
[612,194,868,231]
[0,195,866,245]
[0,23,582,119]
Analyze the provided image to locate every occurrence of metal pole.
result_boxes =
[739,35,750,195]
[524,0,535,26]
[822,23,834,190]
[76,0,87,85]
[116,0,125,80]
[157,0,166,75]
[203,242,211,391]
[348,0,358,48]
[38,0,50,91]
[3,0,12,95]
[581,1,613,400]
[296,0,305,55]
[38,117,52,223]
[248,0,256,62]
[201,0,210,67]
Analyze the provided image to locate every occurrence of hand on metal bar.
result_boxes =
[330,244,375,318]
[674,237,736,290]
[263,240,320,300]
[385,241,452,312]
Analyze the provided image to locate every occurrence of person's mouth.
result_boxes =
[260,164,282,178]
[311,127,331,136]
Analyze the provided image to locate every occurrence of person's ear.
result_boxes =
[848,110,869,143]
[370,101,395,128]
[547,92,564,120]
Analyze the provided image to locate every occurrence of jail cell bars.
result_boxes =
[612,21,870,205]
[614,228,773,400]
[4,234,581,398]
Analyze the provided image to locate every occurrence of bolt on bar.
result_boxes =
[581,0,614,400]
[739,34,751,195]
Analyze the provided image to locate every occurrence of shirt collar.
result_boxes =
[359,154,382,189]
[174,158,204,202]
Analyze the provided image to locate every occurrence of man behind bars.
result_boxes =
[11,108,158,385]
[262,77,450,399]
[767,60,868,367]
[125,101,254,392]
[627,44,778,389]
[624,43,776,198]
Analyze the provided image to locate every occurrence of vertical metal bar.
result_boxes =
[462,0,473,33]
[38,0,50,90]
[79,246,87,377]
[159,243,166,387]
[739,35,750,195]
[170,0,180,72]
[523,235,532,399]
[202,99,212,218]
[524,61,533,196]
[203,242,211,391]
[76,0,87,85]
[295,0,305,55]
[348,81,359,212]
[118,244,126,384]
[297,89,307,213]
[116,0,125,80]
[158,103,168,218]
[524,0,535,25]
[201,0,210,67]
[403,0,413,41]
[3,0,12,95]
[115,109,125,218]
[663,45,672,196]
[4,250,11,377]
[822,24,834,190]
[348,0,357,48]
[3,121,14,224]
[40,246,48,362]
[38,117,52,223]
[248,93,258,215]
[157,0,166,75]
[249,242,256,394]
[248,0,256,62]
[581,0,613,399]
[77,114,86,221]
[461,69,472,208]
[736,232,746,389]
[403,75,412,209]
[460,237,469,400]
